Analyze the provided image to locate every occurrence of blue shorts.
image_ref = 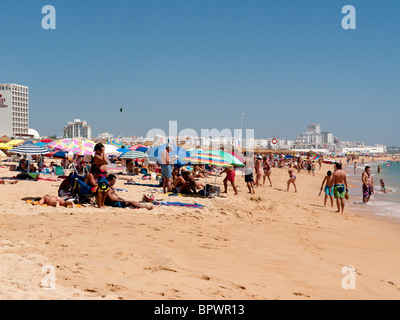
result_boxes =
[325,185,333,196]
[161,165,172,178]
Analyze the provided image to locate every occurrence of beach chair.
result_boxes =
[70,174,95,205]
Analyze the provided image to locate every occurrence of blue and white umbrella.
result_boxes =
[146,144,190,166]
[11,145,49,155]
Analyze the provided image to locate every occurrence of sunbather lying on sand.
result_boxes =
[39,195,76,208]
[106,175,153,210]
[0,178,18,185]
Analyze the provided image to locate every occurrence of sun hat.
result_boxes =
[166,144,174,151]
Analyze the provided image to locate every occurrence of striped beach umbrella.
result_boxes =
[10,145,48,155]
[120,151,147,159]
[207,150,244,167]
[108,140,123,147]
[182,153,232,167]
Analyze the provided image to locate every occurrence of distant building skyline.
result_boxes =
[63,119,92,139]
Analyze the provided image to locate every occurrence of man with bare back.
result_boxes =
[332,162,348,213]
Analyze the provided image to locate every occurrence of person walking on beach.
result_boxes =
[332,163,348,213]
[377,165,381,174]
[362,166,373,203]
[243,151,255,194]
[262,156,272,187]
[354,162,357,175]
[222,166,238,195]
[161,144,173,193]
[255,155,263,187]
[319,171,334,207]
[287,164,297,192]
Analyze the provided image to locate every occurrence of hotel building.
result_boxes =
[0,83,29,137]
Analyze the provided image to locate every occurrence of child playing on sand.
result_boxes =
[39,195,75,208]
[222,166,238,195]
[93,143,109,208]
[319,171,334,207]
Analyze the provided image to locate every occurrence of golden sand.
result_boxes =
[0,160,399,300]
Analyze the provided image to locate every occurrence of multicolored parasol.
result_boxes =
[182,153,232,167]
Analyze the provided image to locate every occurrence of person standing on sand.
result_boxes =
[377,165,381,174]
[332,162,348,213]
[262,156,272,187]
[255,155,263,187]
[222,166,238,195]
[319,171,334,207]
[243,151,255,194]
[354,162,357,175]
[287,164,297,192]
[362,166,373,203]
[161,145,173,194]
[93,143,109,208]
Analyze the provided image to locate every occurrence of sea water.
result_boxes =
[346,161,400,222]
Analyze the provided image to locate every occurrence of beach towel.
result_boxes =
[125,182,161,187]
[154,201,204,208]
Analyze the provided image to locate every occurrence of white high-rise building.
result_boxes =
[63,119,92,139]
[0,83,29,137]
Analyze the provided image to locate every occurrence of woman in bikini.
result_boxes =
[93,143,109,208]
[255,155,263,187]
[262,156,272,187]
[287,164,297,192]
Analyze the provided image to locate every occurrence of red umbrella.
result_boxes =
[41,139,53,143]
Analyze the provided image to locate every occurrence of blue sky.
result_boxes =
[1,0,399,146]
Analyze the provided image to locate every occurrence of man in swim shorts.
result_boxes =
[222,166,238,195]
[319,170,334,207]
[243,152,255,194]
[362,166,372,203]
[332,163,348,213]
[161,145,173,194]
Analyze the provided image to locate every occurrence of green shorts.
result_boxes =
[334,184,346,199]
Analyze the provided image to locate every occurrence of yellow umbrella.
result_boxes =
[0,143,12,150]
[6,140,24,147]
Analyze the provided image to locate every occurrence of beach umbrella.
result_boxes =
[206,150,244,167]
[47,138,76,150]
[146,144,190,166]
[108,140,123,147]
[129,144,147,151]
[0,143,13,150]
[10,145,48,155]
[117,148,130,154]
[0,150,7,160]
[46,150,69,159]
[182,153,231,167]
[5,140,24,147]
[41,139,53,143]
[104,144,120,156]
[34,142,49,148]
[120,151,147,160]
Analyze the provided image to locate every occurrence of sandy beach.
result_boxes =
[1,160,400,300]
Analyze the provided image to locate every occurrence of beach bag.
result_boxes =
[9,165,16,171]
[199,184,220,197]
